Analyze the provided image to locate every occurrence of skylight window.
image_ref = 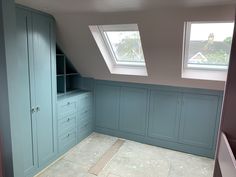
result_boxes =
[89,24,147,76]
[183,22,234,70]
[104,31,145,64]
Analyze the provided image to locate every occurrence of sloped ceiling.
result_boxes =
[16,0,236,90]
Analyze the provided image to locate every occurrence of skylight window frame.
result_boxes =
[98,24,146,67]
[183,21,234,71]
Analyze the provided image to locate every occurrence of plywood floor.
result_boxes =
[36,133,214,177]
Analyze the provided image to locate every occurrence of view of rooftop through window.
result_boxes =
[185,22,234,69]
[104,31,145,64]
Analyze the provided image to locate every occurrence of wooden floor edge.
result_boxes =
[88,139,125,176]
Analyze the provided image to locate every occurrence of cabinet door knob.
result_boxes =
[36,106,40,112]
[67,102,70,105]
[31,107,36,113]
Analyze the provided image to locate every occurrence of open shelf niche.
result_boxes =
[56,45,81,96]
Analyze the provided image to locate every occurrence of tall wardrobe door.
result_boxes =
[16,8,38,175]
[32,13,56,166]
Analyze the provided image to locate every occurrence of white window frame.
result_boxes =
[89,24,147,76]
[183,21,233,71]
[98,24,145,66]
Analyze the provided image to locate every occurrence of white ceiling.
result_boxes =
[16,0,236,13]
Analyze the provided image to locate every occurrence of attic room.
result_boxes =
[1,0,236,177]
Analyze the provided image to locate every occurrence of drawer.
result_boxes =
[78,109,92,120]
[58,98,77,116]
[59,129,76,153]
[78,121,93,143]
[78,94,92,111]
[58,114,76,135]
[78,119,93,131]
[218,133,236,177]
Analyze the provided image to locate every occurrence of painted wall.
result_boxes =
[54,5,235,91]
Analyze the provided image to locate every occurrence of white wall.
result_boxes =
[54,5,235,90]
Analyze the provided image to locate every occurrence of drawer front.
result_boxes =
[58,129,76,153]
[78,94,92,112]
[78,109,92,121]
[78,109,93,126]
[58,98,77,117]
[78,121,93,143]
[58,114,76,136]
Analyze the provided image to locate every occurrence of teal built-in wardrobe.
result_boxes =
[16,6,57,177]
[16,5,94,177]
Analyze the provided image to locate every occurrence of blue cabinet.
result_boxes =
[16,8,38,176]
[119,87,148,136]
[179,94,219,149]
[32,12,57,168]
[94,80,222,158]
[95,84,120,130]
[148,90,180,141]
[16,6,56,176]
[57,96,77,154]
[57,92,94,154]
[77,93,94,142]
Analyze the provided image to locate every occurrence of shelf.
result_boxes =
[56,45,80,95]
[56,54,65,56]
[57,92,65,97]
[66,73,79,76]
[66,89,80,94]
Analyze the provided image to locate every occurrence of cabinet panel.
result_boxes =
[16,8,38,176]
[119,87,148,135]
[148,90,180,141]
[32,13,56,166]
[95,84,120,130]
[179,94,219,149]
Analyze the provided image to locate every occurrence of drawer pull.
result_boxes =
[67,133,70,137]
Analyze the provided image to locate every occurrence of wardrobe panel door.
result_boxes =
[32,13,56,166]
[179,94,219,149]
[148,90,180,141]
[16,8,38,175]
[95,84,120,130]
[119,87,148,136]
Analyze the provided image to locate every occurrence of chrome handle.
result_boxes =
[31,107,36,113]
[36,106,40,112]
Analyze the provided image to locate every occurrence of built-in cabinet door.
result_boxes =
[16,8,38,176]
[179,93,219,149]
[148,90,180,141]
[32,13,56,166]
[119,87,148,136]
[95,84,120,130]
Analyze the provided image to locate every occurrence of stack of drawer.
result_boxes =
[77,92,93,142]
[57,97,77,154]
